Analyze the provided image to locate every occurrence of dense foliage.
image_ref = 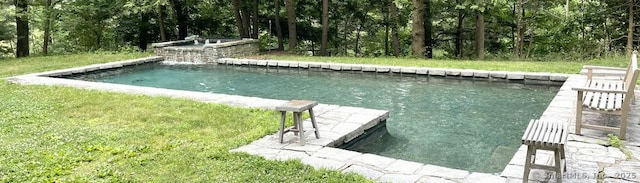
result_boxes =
[0,0,638,60]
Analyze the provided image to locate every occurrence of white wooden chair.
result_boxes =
[572,51,639,139]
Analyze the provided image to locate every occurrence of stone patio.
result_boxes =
[5,57,640,183]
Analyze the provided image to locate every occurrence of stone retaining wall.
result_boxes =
[152,39,259,63]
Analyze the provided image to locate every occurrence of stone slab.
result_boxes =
[343,165,384,180]
[349,154,397,170]
[301,156,348,170]
[377,174,422,183]
[384,159,424,174]
[417,165,469,180]
[430,69,446,76]
[312,147,362,161]
[464,173,506,183]
[328,64,342,70]
[416,177,456,183]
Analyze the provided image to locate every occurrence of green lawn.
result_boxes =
[0,52,629,181]
[0,53,369,182]
[255,54,630,74]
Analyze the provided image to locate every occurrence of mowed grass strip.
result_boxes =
[0,81,369,182]
[0,52,153,78]
[255,54,631,74]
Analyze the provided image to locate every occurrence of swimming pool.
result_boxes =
[64,62,559,173]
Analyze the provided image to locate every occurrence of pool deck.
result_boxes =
[5,57,640,183]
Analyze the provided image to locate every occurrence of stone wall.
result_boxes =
[151,39,258,63]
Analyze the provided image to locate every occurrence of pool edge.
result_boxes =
[5,56,580,183]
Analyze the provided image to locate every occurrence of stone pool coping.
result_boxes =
[217,58,569,84]
[5,56,639,183]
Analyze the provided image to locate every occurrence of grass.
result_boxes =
[0,53,370,182]
[253,54,631,74]
[0,52,633,181]
[0,52,153,78]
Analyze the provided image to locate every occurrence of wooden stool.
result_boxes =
[276,100,320,145]
[521,119,568,183]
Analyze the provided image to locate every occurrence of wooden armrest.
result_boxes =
[572,87,627,93]
[584,72,626,77]
[583,65,627,71]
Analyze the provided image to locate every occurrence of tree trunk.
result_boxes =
[565,0,570,18]
[515,0,524,58]
[384,0,389,56]
[355,24,362,57]
[15,0,29,57]
[626,0,634,56]
[525,3,539,59]
[343,17,349,55]
[320,0,329,56]
[411,0,425,57]
[511,2,516,52]
[242,6,252,38]
[455,7,464,58]
[424,0,432,58]
[170,0,188,39]
[604,19,610,53]
[252,0,259,39]
[390,0,400,57]
[285,0,297,51]
[232,0,247,38]
[274,0,284,50]
[157,4,167,41]
[138,13,150,51]
[475,0,485,59]
[43,0,52,55]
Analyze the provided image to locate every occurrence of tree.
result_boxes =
[389,0,399,57]
[15,0,29,57]
[514,0,523,58]
[424,0,432,58]
[232,0,248,37]
[252,0,259,39]
[170,0,188,39]
[475,0,484,59]
[411,0,425,57]
[285,0,296,51]
[157,3,167,41]
[454,0,466,58]
[42,0,53,54]
[319,0,329,56]
[274,0,284,50]
[626,0,634,55]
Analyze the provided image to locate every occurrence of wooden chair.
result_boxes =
[572,51,639,139]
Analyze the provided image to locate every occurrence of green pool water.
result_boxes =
[66,62,559,173]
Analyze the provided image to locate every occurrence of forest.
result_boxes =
[0,0,638,60]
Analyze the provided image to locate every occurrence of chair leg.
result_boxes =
[531,148,537,164]
[555,149,563,183]
[294,112,305,145]
[620,112,628,139]
[560,145,567,172]
[576,91,584,135]
[309,108,320,139]
[279,111,286,143]
[523,145,534,182]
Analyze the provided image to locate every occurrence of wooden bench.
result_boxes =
[522,119,568,183]
[276,100,320,145]
[572,51,639,139]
